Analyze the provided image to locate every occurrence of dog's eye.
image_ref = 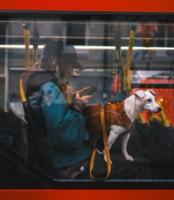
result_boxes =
[146,98,152,102]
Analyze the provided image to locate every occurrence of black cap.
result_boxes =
[42,40,83,69]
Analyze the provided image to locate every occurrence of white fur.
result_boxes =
[105,90,161,162]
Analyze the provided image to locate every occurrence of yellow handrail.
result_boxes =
[19,78,27,102]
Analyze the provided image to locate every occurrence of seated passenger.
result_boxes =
[25,41,92,179]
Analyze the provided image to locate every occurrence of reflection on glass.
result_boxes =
[0,16,174,187]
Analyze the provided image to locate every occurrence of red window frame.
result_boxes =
[0,0,174,199]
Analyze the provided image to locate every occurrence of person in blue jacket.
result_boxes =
[28,41,92,179]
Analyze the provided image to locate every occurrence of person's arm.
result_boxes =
[30,81,88,149]
[72,93,92,112]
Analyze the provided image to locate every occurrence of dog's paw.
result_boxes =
[124,154,134,161]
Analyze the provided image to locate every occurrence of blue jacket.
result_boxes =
[29,80,90,169]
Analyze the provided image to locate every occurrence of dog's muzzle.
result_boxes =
[156,107,162,113]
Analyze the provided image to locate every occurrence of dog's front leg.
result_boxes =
[122,132,134,161]
[108,125,126,148]
[103,125,125,161]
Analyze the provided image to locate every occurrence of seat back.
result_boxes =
[19,75,57,181]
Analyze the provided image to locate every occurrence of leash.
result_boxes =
[90,105,112,180]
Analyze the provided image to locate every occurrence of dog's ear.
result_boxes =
[149,89,156,96]
[134,90,145,98]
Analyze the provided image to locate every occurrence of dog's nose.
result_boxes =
[157,107,162,112]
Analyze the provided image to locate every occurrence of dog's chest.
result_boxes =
[105,102,131,128]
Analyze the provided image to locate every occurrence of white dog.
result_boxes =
[106,90,161,161]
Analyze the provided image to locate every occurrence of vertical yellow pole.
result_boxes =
[125,28,136,92]
[22,23,30,69]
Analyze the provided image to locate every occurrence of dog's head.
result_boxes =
[134,90,161,113]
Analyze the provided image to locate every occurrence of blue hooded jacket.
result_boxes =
[29,80,90,169]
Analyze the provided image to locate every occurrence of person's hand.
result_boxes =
[75,93,92,104]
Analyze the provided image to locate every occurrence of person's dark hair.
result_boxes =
[42,40,63,59]
[41,40,83,71]
[41,40,63,70]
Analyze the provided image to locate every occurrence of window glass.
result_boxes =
[0,15,174,187]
